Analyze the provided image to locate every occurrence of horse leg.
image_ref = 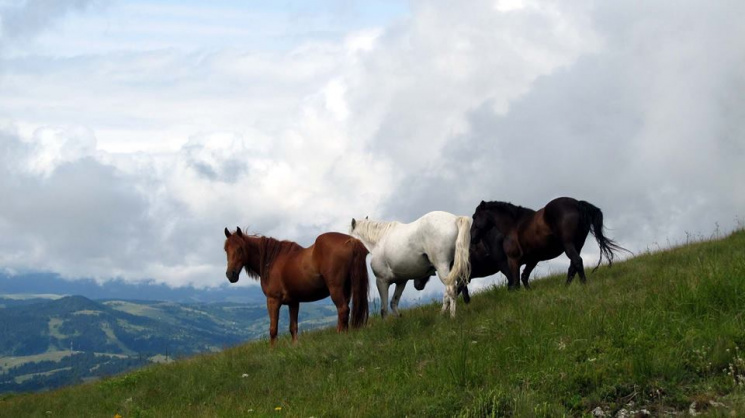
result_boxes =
[521,261,537,289]
[376,277,390,318]
[329,286,351,332]
[266,297,281,347]
[563,243,587,284]
[566,264,577,285]
[458,283,471,304]
[497,258,511,288]
[390,280,407,317]
[445,284,457,318]
[440,290,451,315]
[507,258,521,290]
[288,302,299,344]
[435,262,457,318]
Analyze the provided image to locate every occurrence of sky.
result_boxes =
[1,0,743,300]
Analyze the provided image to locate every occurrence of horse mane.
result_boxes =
[243,235,303,281]
[480,201,535,220]
[352,219,398,246]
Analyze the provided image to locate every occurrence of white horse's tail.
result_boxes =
[446,216,472,286]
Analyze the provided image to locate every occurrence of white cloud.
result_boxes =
[494,0,525,13]
[0,0,743,300]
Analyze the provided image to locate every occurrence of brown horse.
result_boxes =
[223,227,369,346]
[469,197,628,290]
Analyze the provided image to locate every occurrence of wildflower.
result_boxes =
[241,373,249,378]
[275,406,282,411]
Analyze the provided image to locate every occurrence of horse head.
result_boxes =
[223,226,246,283]
[349,216,368,234]
[470,202,492,246]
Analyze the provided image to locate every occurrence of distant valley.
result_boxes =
[0,293,338,393]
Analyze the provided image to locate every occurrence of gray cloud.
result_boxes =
[379,0,745,251]
[354,0,745,300]
[0,0,101,43]
[0,127,150,275]
[1,0,743,297]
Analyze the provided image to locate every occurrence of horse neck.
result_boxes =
[243,235,300,281]
[353,233,377,250]
[353,220,395,249]
[493,215,517,233]
[487,207,532,233]
[239,235,264,279]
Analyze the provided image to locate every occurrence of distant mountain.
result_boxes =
[0,295,338,393]
[0,271,265,303]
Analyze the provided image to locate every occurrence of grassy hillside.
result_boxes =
[1,230,744,417]
[0,297,338,393]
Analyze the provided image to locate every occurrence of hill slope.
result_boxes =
[1,231,744,417]
[0,297,338,393]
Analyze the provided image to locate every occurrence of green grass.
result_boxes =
[2,230,745,417]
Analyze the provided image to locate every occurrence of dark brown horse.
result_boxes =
[223,227,369,346]
[414,225,507,303]
[470,197,628,290]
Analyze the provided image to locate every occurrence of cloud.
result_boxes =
[0,0,743,300]
[377,0,745,293]
[0,0,101,45]
[440,0,744,237]
[0,126,152,278]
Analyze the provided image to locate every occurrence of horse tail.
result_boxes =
[577,200,630,272]
[446,216,473,286]
[349,239,369,328]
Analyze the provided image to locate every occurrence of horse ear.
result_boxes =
[365,216,368,220]
[224,227,231,238]
[351,218,356,229]
[479,200,486,208]
[236,226,243,236]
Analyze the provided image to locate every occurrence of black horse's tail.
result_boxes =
[349,239,369,328]
[577,200,629,272]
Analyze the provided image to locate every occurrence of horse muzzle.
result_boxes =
[226,270,240,283]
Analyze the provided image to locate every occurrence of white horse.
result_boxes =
[349,211,472,318]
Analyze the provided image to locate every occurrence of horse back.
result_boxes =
[543,197,591,240]
[512,207,551,252]
[393,211,460,252]
[308,232,369,278]
[271,232,362,303]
